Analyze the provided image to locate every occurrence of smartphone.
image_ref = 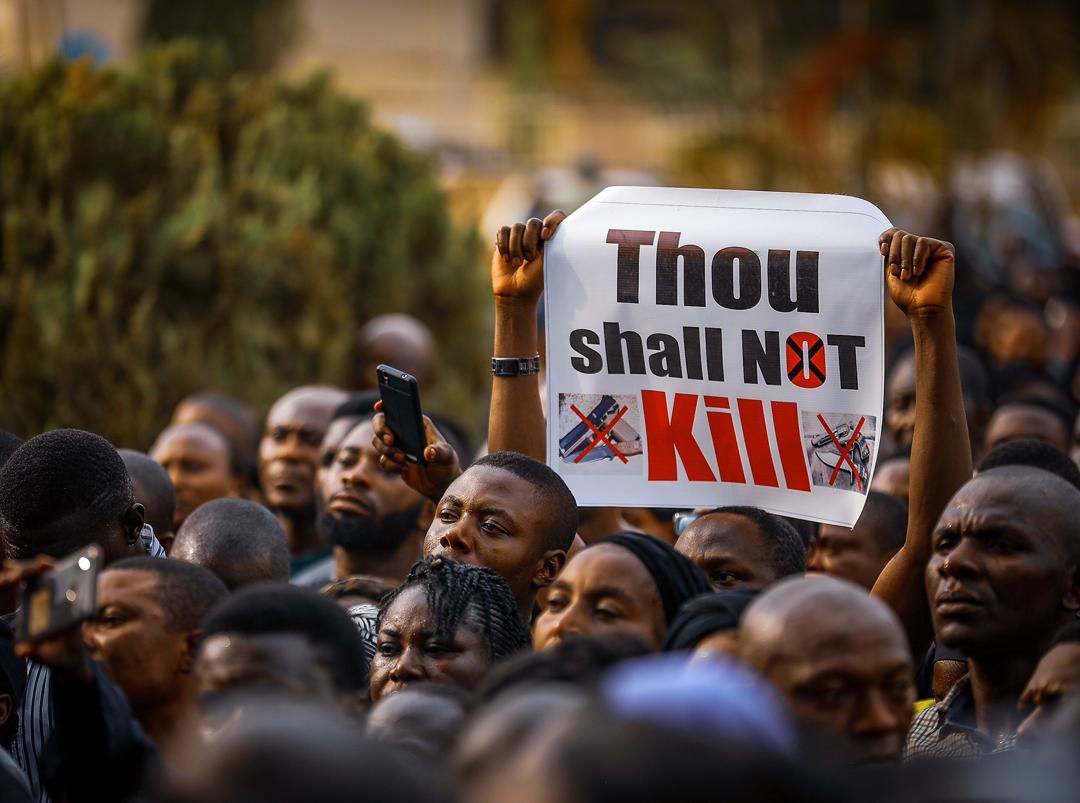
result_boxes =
[377,364,427,465]
[16,544,104,643]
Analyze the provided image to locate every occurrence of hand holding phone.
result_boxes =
[376,364,429,465]
[16,545,103,644]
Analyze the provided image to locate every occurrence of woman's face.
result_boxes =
[532,544,666,651]
[370,586,490,703]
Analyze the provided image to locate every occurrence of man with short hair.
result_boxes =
[150,423,242,532]
[0,429,166,801]
[172,391,260,469]
[674,507,806,592]
[297,419,432,590]
[808,491,908,591]
[739,575,915,765]
[119,449,177,553]
[316,393,379,493]
[82,558,228,755]
[195,584,371,712]
[258,385,348,574]
[905,466,1080,760]
[170,499,290,590]
[425,453,578,620]
[974,437,1080,491]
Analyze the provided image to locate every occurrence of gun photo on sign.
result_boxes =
[559,394,643,464]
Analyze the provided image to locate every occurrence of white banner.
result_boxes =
[544,187,889,527]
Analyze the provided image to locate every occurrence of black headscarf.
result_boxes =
[595,532,711,625]
[662,589,758,652]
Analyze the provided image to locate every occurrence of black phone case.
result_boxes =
[377,364,427,464]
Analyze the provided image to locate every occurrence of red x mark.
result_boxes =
[816,415,866,491]
[570,403,630,464]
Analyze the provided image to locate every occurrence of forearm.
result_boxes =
[873,308,970,653]
[488,298,546,459]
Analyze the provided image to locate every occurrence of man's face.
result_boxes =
[425,466,553,614]
[258,398,332,512]
[151,425,235,530]
[808,524,892,591]
[1017,642,1080,745]
[926,475,1074,657]
[317,416,364,498]
[885,356,917,450]
[319,421,427,553]
[532,544,666,651]
[983,404,1069,453]
[83,569,191,710]
[675,514,777,591]
[370,586,489,703]
[763,611,914,765]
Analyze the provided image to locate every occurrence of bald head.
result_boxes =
[740,576,914,763]
[172,498,290,590]
[150,422,239,530]
[259,385,348,514]
[355,314,435,389]
[173,391,260,463]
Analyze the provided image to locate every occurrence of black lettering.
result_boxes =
[827,334,866,390]
[705,327,725,381]
[712,247,762,310]
[607,229,656,304]
[741,330,781,385]
[683,326,703,380]
[656,231,705,306]
[767,250,819,313]
[603,321,646,375]
[569,329,603,374]
[647,333,683,378]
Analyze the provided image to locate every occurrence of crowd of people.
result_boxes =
[0,204,1078,803]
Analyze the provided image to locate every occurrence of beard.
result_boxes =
[316,502,424,555]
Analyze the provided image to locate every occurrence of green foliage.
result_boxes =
[0,41,488,449]
[140,0,300,72]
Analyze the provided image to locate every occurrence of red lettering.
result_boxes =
[704,396,746,484]
[642,390,717,482]
[737,399,779,487]
[771,401,811,491]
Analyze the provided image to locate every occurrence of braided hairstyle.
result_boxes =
[378,556,530,662]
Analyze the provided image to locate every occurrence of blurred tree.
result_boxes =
[0,42,486,448]
[140,0,300,72]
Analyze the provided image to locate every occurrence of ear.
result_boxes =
[123,503,146,543]
[0,693,11,730]
[1063,564,1080,615]
[531,549,567,591]
[179,631,200,674]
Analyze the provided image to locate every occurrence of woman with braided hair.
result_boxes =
[370,556,531,702]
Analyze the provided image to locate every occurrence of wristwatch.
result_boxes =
[492,354,541,377]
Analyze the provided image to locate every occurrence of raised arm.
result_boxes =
[487,211,566,459]
[871,229,971,657]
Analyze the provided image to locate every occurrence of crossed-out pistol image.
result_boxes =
[559,394,643,464]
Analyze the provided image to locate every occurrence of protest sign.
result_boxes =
[543,187,889,527]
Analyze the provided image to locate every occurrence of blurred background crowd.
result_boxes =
[2,0,1080,450]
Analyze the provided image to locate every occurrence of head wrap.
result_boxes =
[602,653,796,755]
[595,532,710,624]
[662,589,758,652]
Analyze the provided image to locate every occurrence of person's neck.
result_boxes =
[134,687,193,761]
[279,508,323,555]
[967,651,1040,742]
[334,531,422,584]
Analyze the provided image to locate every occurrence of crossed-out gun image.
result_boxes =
[559,395,643,463]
